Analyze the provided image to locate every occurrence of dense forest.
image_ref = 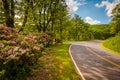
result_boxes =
[0,0,120,79]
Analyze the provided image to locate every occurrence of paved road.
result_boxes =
[69,40,120,80]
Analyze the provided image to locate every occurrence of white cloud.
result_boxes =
[95,0,120,17]
[65,0,86,12]
[85,16,101,25]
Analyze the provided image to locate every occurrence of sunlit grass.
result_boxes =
[103,34,120,54]
[46,44,81,80]
[27,44,81,80]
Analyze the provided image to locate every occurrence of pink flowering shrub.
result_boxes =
[40,33,52,47]
[0,25,17,40]
[0,25,51,80]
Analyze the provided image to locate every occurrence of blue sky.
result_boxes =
[66,0,120,25]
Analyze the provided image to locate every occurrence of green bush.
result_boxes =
[103,33,120,53]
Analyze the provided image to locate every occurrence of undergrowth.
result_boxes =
[103,33,120,54]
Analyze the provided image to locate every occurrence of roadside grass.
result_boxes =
[103,34,120,54]
[27,44,81,80]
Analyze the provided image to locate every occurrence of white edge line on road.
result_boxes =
[69,45,86,80]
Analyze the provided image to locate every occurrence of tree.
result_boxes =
[18,0,32,32]
[0,0,5,24]
[110,3,120,34]
[65,14,94,41]
[2,0,15,27]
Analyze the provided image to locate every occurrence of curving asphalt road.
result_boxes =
[69,40,120,80]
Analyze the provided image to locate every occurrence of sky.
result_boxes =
[65,0,120,25]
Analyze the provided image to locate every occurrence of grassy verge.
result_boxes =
[103,34,120,55]
[27,44,81,80]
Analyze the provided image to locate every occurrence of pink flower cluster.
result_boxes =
[42,33,51,42]
[0,26,52,61]
[0,25,17,40]
[0,26,42,60]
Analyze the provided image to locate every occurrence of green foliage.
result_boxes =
[110,3,120,34]
[65,14,93,41]
[103,33,120,53]
[89,24,112,39]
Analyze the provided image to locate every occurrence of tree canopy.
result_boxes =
[110,3,120,34]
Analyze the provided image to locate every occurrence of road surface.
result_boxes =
[69,40,120,80]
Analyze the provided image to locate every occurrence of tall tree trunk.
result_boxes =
[38,8,42,32]
[19,8,28,32]
[22,8,28,27]
[10,0,15,27]
[51,19,54,31]
[43,6,46,32]
[19,0,29,32]
[59,19,63,43]
[2,0,14,27]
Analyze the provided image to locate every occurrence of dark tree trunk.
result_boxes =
[10,0,15,27]
[19,0,30,32]
[2,0,14,28]
[19,9,28,32]
[59,19,63,43]
[43,7,46,32]
[22,9,28,27]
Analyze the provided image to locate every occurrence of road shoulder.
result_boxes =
[99,43,120,56]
